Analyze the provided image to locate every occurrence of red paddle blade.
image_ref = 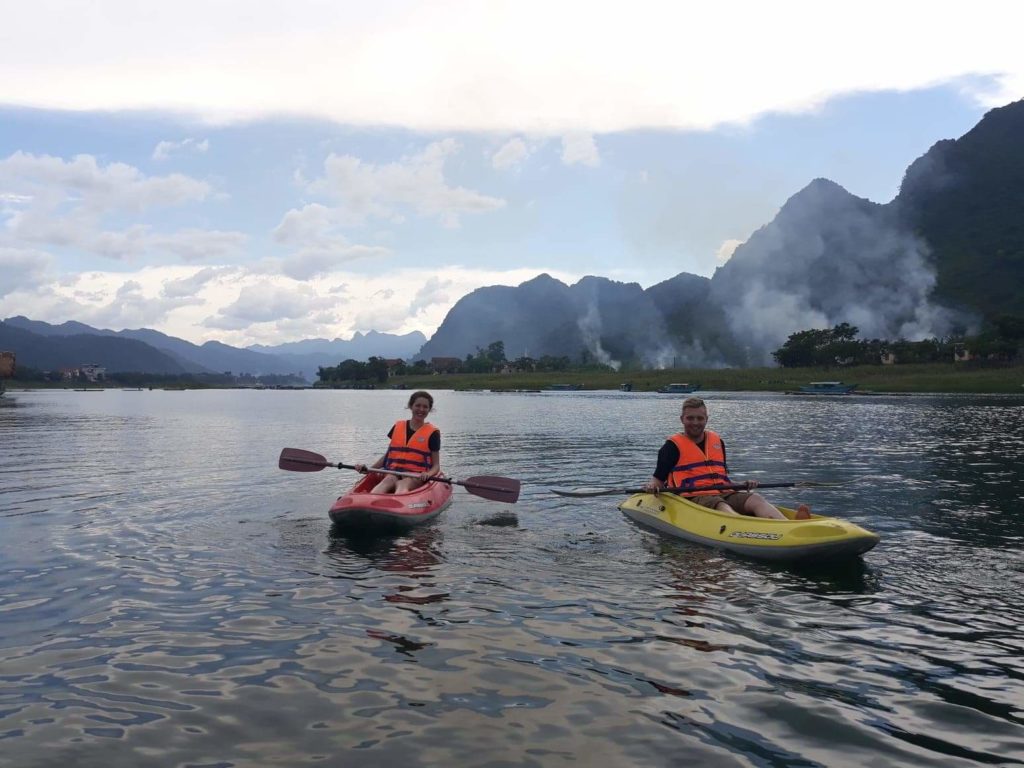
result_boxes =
[279,447,330,472]
[461,475,521,504]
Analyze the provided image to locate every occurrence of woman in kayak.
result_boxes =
[644,396,811,519]
[354,390,441,493]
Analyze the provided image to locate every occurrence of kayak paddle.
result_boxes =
[550,480,846,498]
[279,447,521,504]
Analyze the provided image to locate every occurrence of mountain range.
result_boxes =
[0,316,426,380]
[419,99,1024,367]
[3,99,1021,374]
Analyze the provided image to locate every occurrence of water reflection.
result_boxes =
[325,526,444,576]
[779,558,882,596]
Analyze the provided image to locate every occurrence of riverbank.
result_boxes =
[389,362,1024,394]
[7,362,1023,394]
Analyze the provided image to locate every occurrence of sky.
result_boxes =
[1,0,1022,348]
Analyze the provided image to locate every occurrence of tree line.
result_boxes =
[10,366,307,388]
[316,341,613,386]
[772,317,1024,368]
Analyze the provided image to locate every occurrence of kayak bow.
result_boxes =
[329,472,453,530]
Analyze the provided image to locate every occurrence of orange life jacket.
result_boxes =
[667,429,731,496]
[383,420,438,473]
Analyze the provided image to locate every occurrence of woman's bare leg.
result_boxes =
[371,475,398,494]
[395,476,425,493]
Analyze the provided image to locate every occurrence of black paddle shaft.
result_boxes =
[278,447,520,503]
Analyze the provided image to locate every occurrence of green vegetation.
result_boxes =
[8,361,1022,394]
[9,367,307,389]
[773,320,1023,368]
[317,357,392,387]
[316,343,577,388]
[383,362,1024,394]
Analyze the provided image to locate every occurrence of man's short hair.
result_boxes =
[681,397,706,411]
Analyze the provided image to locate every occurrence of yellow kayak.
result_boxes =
[617,492,879,563]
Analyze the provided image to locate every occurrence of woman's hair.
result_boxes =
[407,390,434,409]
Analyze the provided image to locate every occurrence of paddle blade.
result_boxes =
[550,487,637,498]
[279,447,330,472]
[461,475,521,504]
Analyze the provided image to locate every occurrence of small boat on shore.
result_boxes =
[618,492,879,563]
[797,381,858,394]
[658,383,700,394]
[328,472,453,530]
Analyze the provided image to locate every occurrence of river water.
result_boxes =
[1,389,1023,767]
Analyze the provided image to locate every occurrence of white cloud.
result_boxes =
[4,2,1020,132]
[352,293,397,332]
[0,152,210,215]
[410,276,452,314]
[309,139,505,228]
[715,239,744,264]
[273,203,336,243]
[152,137,210,160]
[26,273,203,329]
[272,203,391,278]
[3,261,583,346]
[0,192,33,205]
[0,151,245,264]
[279,247,391,281]
[492,137,531,170]
[10,215,245,263]
[161,266,236,299]
[560,133,600,167]
[204,281,338,328]
[0,246,54,297]
[149,229,248,263]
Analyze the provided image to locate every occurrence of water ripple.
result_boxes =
[2,390,1024,766]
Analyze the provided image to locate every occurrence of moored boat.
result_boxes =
[658,382,700,394]
[329,472,453,530]
[797,381,858,394]
[617,492,879,563]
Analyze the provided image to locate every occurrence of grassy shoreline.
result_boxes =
[388,363,1024,394]
[7,363,1024,394]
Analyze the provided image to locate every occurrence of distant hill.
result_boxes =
[417,273,676,367]
[1,316,430,379]
[248,329,426,373]
[2,316,295,376]
[0,322,190,374]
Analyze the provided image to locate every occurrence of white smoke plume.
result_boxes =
[576,302,621,370]
[712,179,972,363]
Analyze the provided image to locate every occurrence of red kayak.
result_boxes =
[328,472,454,530]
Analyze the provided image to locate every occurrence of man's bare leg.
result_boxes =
[742,494,787,520]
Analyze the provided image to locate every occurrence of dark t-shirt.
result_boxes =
[387,421,441,452]
[653,434,728,482]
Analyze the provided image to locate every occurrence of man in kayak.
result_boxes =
[643,396,811,520]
